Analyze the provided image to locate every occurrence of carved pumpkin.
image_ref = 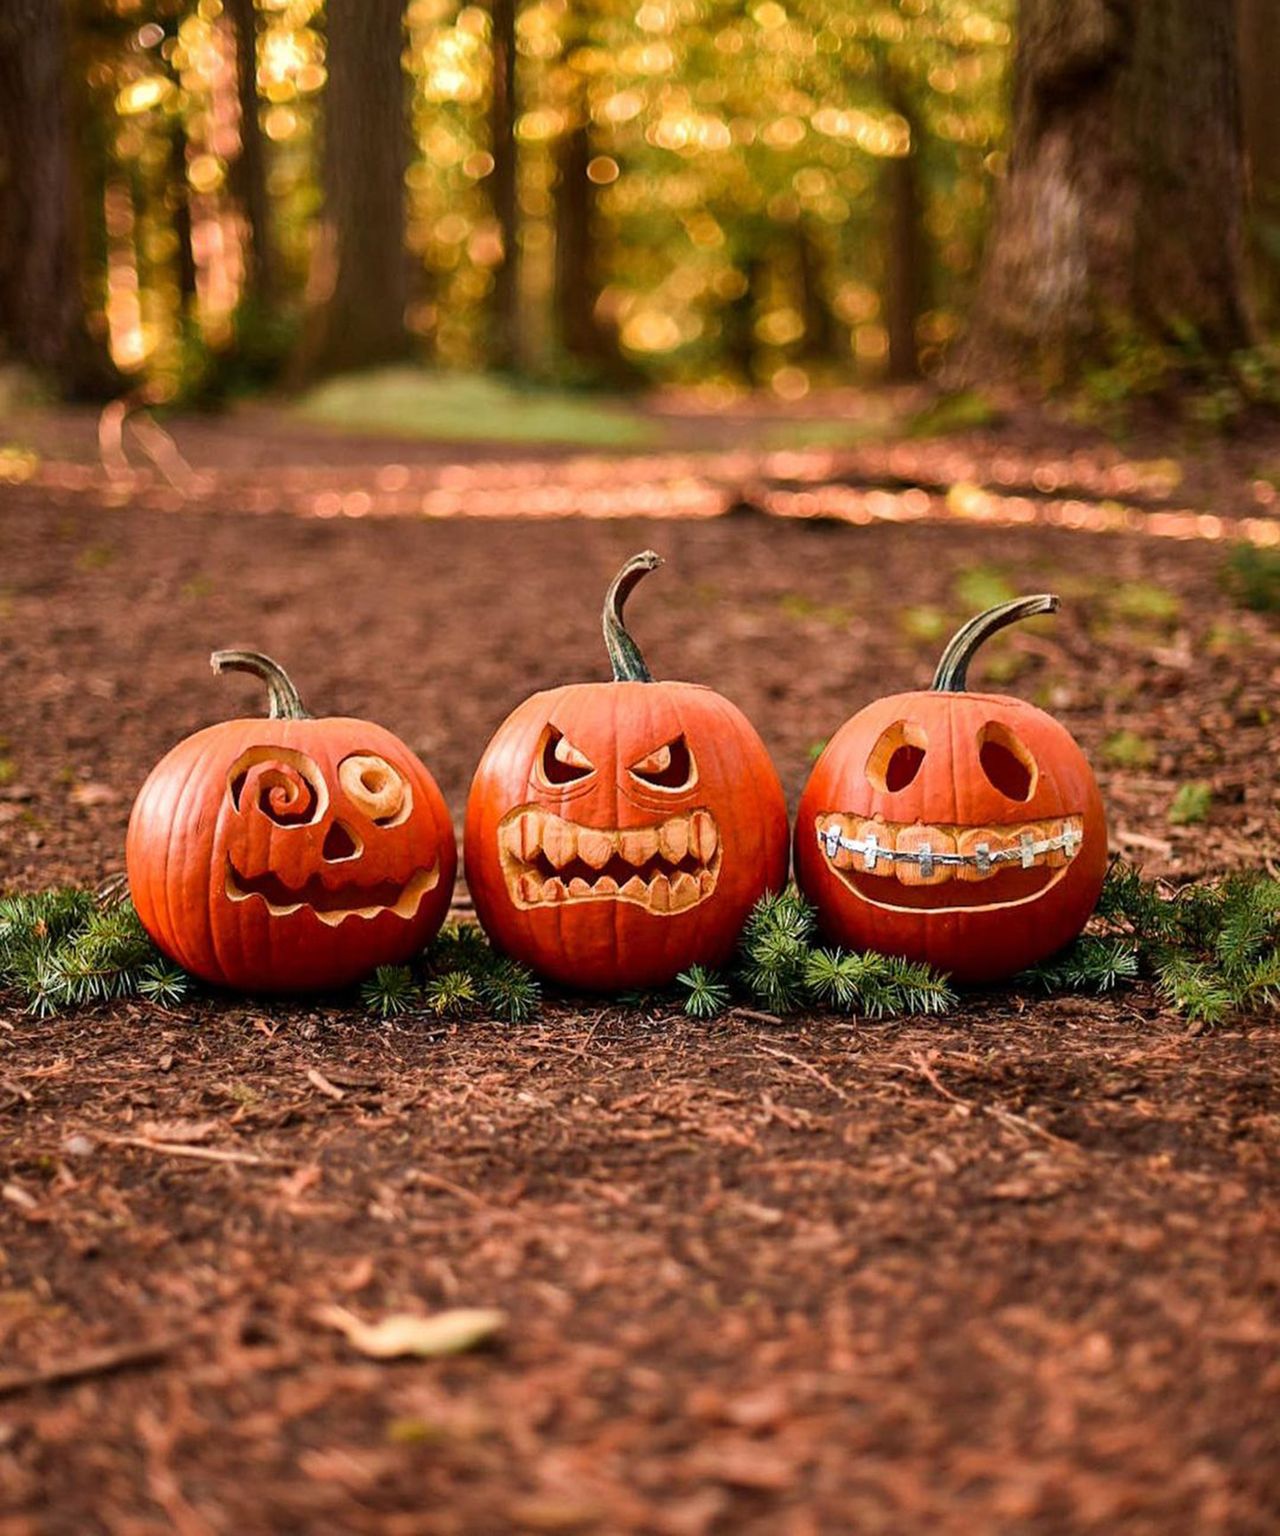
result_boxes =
[464,551,790,991]
[794,595,1108,983]
[127,651,456,993]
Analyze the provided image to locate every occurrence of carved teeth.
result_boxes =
[567,877,593,899]
[518,810,542,861]
[648,875,672,913]
[895,825,955,886]
[539,878,563,904]
[620,826,660,866]
[955,828,998,880]
[541,817,578,869]
[576,827,615,869]
[659,817,689,863]
[670,871,700,911]
[620,875,648,901]
[519,873,542,904]
[691,810,718,862]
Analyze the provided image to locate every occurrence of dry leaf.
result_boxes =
[315,1305,505,1359]
[69,782,117,807]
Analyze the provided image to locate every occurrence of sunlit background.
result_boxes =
[82,0,1012,399]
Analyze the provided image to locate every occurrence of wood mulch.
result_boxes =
[0,409,1277,1533]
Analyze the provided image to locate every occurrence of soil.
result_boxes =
[0,405,1277,1534]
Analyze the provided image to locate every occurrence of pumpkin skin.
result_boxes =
[465,553,789,991]
[794,596,1108,984]
[127,652,456,993]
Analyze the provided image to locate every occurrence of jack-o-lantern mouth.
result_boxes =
[498,806,721,913]
[814,813,1084,914]
[224,858,440,926]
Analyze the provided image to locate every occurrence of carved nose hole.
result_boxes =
[322,821,361,862]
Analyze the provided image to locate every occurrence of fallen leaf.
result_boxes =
[69,782,117,807]
[315,1305,505,1359]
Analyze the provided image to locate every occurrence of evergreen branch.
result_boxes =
[477,958,541,1023]
[360,964,421,1018]
[422,970,479,1017]
[676,964,731,1019]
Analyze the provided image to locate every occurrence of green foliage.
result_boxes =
[1221,543,1280,614]
[1023,861,1280,1025]
[906,392,999,438]
[1168,781,1213,826]
[953,564,1017,613]
[674,888,956,1020]
[0,890,189,1017]
[1101,730,1157,769]
[360,922,541,1026]
[296,370,658,449]
[1109,582,1181,627]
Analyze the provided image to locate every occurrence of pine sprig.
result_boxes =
[360,964,421,1018]
[0,890,190,1015]
[676,964,732,1019]
[358,922,541,1025]
[1023,861,1279,1025]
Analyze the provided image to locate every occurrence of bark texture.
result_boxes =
[961,0,1252,384]
[880,70,928,382]
[292,0,411,381]
[226,0,277,306]
[0,0,120,397]
[1239,0,1280,320]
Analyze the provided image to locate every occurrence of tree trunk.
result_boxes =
[226,0,277,307]
[796,223,841,364]
[488,0,520,370]
[169,113,198,323]
[292,0,410,381]
[1239,0,1280,322]
[0,0,121,397]
[880,70,928,382]
[959,0,1252,386]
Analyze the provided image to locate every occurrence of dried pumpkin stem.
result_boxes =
[930,594,1059,692]
[210,650,312,720]
[603,550,662,683]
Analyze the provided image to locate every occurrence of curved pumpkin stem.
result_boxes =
[603,550,662,682]
[210,650,312,720]
[930,594,1059,692]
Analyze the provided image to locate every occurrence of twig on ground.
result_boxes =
[0,1338,175,1399]
[754,1042,852,1105]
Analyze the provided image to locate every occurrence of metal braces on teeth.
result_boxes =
[818,822,1082,870]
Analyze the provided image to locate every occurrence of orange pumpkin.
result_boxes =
[127,651,456,993]
[464,551,789,991]
[794,595,1107,983]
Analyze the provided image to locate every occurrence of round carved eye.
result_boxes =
[978,722,1037,801]
[228,746,328,827]
[866,721,927,792]
[535,728,595,788]
[339,753,413,826]
[628,736,696,792]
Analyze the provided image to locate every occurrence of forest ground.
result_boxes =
[0,397,1278,1534]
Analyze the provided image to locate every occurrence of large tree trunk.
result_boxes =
[292,0,410,381]
[960,0,1252,386]
[1239,0,1280,322]
[488,0,520,370]
[226,0,277,307]
[0,0,121,398]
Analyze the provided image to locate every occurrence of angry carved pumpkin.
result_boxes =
[464,551,790,991]
[127,650,456,993]
[794,595,1108,983]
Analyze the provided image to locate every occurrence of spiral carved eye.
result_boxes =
[227,746,328,827]
[339,753,413,826]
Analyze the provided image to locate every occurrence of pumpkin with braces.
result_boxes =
[794,595,1108,983]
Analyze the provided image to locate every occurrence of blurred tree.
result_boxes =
[226,0,277,307]
[879,60,927,382]
[961,0,1252,384]
[0,0,121,397]
[488,0,520,370]
[292,0,411,380]
[1239,0,1280,323]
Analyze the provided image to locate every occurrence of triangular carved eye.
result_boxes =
[537,727,595,787]
[628,736,696,792]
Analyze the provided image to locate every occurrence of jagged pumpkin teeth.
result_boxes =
[567,877,593,899]
[577,828,615,869]
[519,873,543,904]
[541,818,578,869]
[699,869,716,897]
[659,817,689,863]
[594,876,619,897]
[500,820,525,860]
[690,811,718,861]
[671,872,700,909]
[518,811,543,862]
[620,827,660,865]
[955,828,999,880]
[540,878,563,903]
[620,875,648,901]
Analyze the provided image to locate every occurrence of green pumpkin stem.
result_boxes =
[930,594,1059,692]
[210,650,312,720]
[603,550,662,682]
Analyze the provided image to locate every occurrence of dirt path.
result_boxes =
[1,429,1278,1532]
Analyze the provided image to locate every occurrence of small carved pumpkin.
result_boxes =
[127,651,456,993]
[465,551,790,991]
[794,595,1107,983]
